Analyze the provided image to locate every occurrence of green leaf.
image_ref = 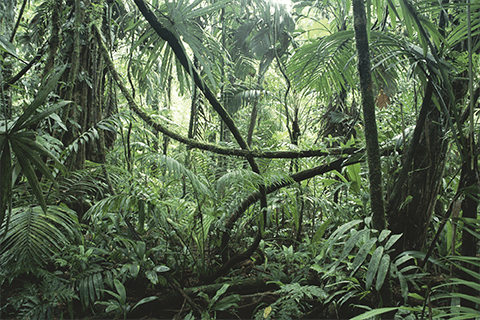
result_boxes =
[132,296,157,310]
[12,65,67,132]
[213,294,241,311]
[88,275,96,306]
[312,218,331,243]
[81,278,90,308]
[324,220,362,257]
[113,279,126,305]
[349,307,399,320]
[385,233,402,251]
[154,265,170,273]
[350,237,377,276]
[184,0,231,20]
[330,229,370,271]
[10,133,59,187]
[375,254,390,291]
[378,229,391,243]
[94,272,104,300]
[209,284,229,309]
[10,139,47,213]
[0,139,12,228]
[146,270,158,285]
[345,163,361,194]
[0,35,18,58]
[407,293,424,300]
[22,100,71,130]
[129,262,140,278]
[366,246,384,289]
[135,241,146,260]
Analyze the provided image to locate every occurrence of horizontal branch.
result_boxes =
[2,44,46,92]
[212,153,365,283]
[94,25,364,160]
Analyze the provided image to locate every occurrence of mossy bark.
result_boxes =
[352,0,392,309]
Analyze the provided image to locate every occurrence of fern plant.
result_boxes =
[5,269,77,320]
[254,283,328,320]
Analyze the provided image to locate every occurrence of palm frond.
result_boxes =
[0,205,80,274]
[287,30,357,97]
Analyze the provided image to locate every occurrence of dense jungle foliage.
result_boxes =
[1,0,479,319]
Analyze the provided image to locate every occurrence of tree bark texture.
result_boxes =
[353,0,392,309]
[388,99,448,251]
[352,0,386,231]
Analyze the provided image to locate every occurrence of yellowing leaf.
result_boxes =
[263,306,272,318]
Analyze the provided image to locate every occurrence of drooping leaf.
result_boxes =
[0,139,12,228]
[113,279,126,305]
[350,307,399,320]
[350,237,377,276]
[375,253,391,291]
[12,65,67,132]
[324,220,362,257]
[312,218,331,243]
[329,228,370,272]
[132,296,158,310]
[366,246,384,289]
[0,35,18,58]
[10,139,47,213]
[384,233,402,251]
[22,100,71,130]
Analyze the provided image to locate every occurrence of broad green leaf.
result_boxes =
[209,284,230,309]
[330,229,370,271]
[350,307,399,320]
[132,296,157,310]
[0,35,18,58]
[12,65,67,132]
[394,252,415,267]
[80,279,88,307]
[104,301,121,313]
[154,265,170,273]
[325,220,362,257]
[385,233,402,251]
[375,253,390,291]
[129,262,140,278]
[94,273,104,299]
[135,241,146,260]
[345,163,361,194]
[332,169,349,183]
[185,0,231,20]
[407,293,424,300]
[146,270,158,285]
[99,289,121,301]
[378,229,391,243]
[350,237,377,276]
[312,218,331,243]
[89,275,96,305]
[366,246,384,289]
[431,293,480,305]
[113,279,126,305]
[213,294,240,311]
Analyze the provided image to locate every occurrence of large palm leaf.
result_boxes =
[0,205,80,274]
[0,65,68,228]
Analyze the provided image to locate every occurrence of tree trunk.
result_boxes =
[459,136,479,309]
[388,102,448,251]
[352,0,392,309]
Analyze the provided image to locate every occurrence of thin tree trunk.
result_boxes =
[352,0,392,309]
